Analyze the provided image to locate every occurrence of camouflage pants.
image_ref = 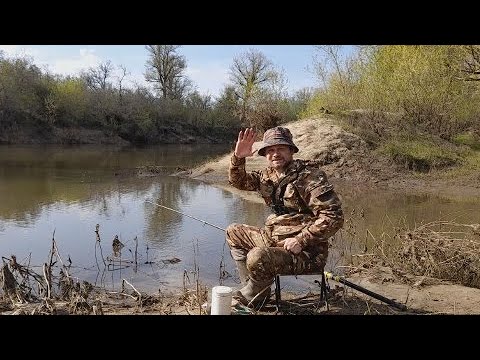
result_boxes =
[226,223,327,282]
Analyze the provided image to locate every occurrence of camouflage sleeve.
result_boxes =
[228,153,261,191]
[294,168,344,249]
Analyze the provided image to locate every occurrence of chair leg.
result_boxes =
[320,272,326,300]
[320,272,329,311]
[274,275,281,309]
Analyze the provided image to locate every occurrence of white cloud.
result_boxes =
[0,45,20,55]
[0,46,101,78]
[49,48,101,75]
[0,45,39,58]
[125,71,151,90]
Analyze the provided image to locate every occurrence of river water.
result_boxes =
[1,145,478,295]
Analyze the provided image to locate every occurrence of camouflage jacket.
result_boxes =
[229,153,344,250]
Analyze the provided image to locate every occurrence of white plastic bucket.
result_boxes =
[210,286,233,315]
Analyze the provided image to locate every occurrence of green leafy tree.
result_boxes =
[308,45,480,141]
[51,76,89,127]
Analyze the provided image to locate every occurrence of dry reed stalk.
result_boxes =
[350,220,480,289]
[122,279,142,300]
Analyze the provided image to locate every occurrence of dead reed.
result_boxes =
[0,226,206,315]
[343,215,480,289]
[388,221,480,288]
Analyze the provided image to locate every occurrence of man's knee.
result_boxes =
[226,223,242,236]
[246,247,276,281]
[246,247,267,267]
[226,223,242,233]
[225,223,242,246]
[225,223,242,236]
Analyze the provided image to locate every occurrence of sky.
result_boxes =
[0,45,324,98]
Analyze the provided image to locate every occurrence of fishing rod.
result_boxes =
[145,200,226,232]
[323,271,408,311]
[145,199,408,311]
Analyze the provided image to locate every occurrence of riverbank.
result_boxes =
[0,123,231,146]
[2,116,479,315]
[179,116,479,198]
[174,116,480,315]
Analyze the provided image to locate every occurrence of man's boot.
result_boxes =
[232,260,250,306]
[234,278,273,308]
[235,260,249,287]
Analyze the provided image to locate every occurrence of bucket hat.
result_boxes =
[257,126,299,156]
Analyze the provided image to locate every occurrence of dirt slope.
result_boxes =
[179,116,387,204]
[182,116,480,201]
[176,116,480,315]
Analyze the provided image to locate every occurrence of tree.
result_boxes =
[0,55,46,127]
[51,76,89,127]
[229,48,279,126]
[116,64,129,104]
[144,45,191,100]
[184,91,212,126]
[458,45,480,82]
[81,61,114,91]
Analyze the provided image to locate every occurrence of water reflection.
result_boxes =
[1,145,479,295]
[0,144,229,221]
[323,185,480,273]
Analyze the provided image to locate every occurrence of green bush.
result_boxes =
[307,45,480,143]
[452,132,480,150]
[380,140,462,172]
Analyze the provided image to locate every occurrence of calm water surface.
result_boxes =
[1,145,479,294]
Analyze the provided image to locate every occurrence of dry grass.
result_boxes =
[390,221,480,287]
[250,286,412,315]
[0,230,209,315]
[3,212,480,315]
[345,219,480,289]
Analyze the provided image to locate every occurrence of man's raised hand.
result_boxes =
[234,128,257,158]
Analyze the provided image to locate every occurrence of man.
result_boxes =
[226,126,344,308]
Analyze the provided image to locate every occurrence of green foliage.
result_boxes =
[307,45,480,144]
[358,46,480,138]
[0,56,46,123]
[289,88,312,119]
[51,77,89,126]
[379,139,462,171]
[452,132,480,150]
[0,50,306,145]
[465,150,480,168]
[301,90,331,118]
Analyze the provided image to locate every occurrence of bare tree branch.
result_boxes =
[144,45,191,100]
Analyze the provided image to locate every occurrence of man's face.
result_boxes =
[265,145,294,171]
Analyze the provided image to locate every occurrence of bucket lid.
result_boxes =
[212,286,233,296]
